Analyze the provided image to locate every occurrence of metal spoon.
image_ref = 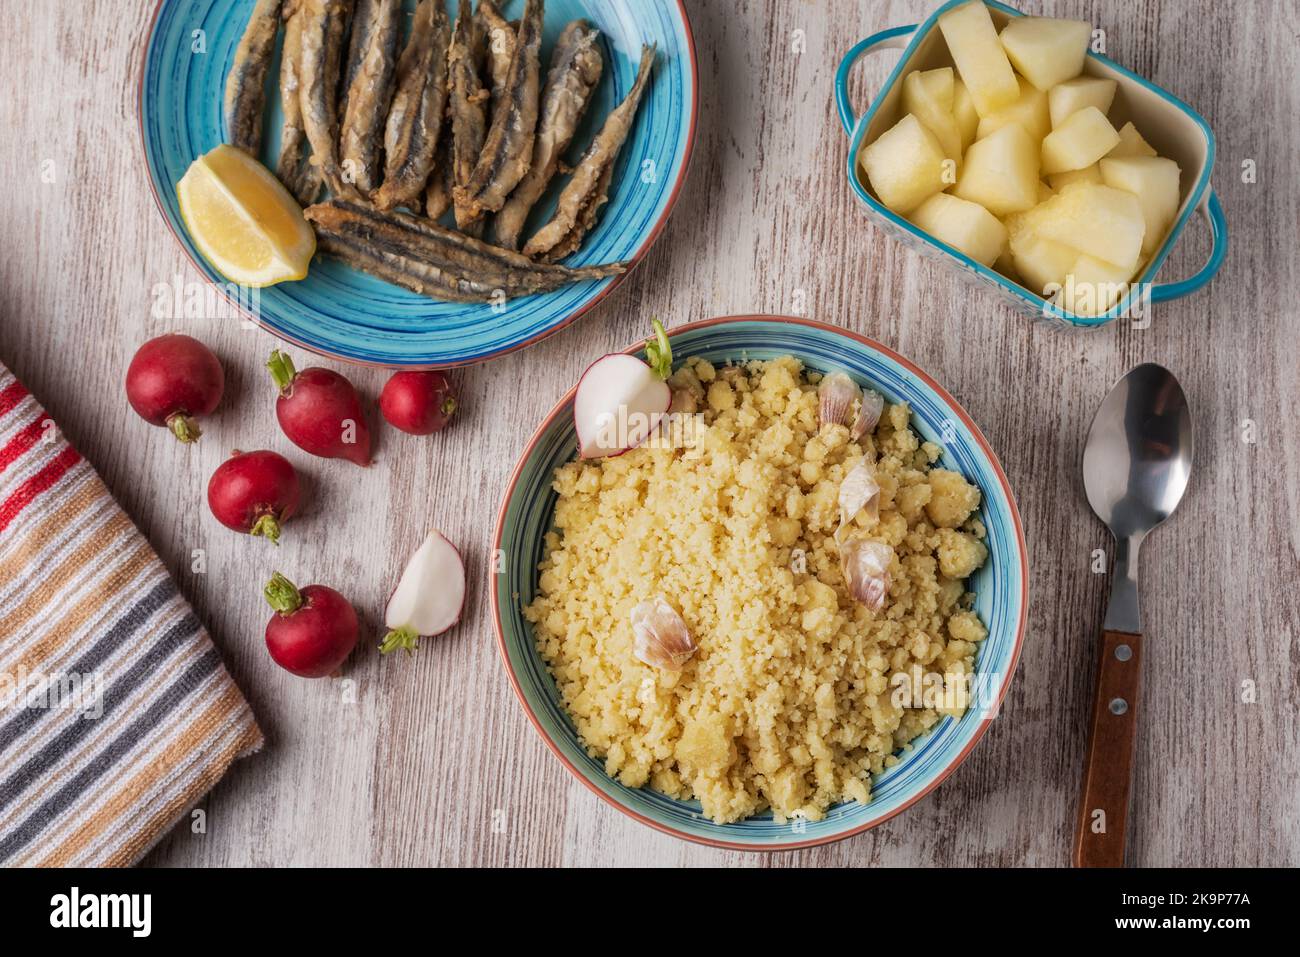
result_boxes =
[1073,363,1193,867]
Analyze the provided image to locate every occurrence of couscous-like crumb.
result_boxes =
[524,356,989,824]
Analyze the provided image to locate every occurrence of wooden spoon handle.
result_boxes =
[1073,628,1142,867]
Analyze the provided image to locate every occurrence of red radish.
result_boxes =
[207,449,300,544]
[381,530,465,654]
[267,349,371,466]
[125,333,224,443]
[263,572,359,678]
[380,371,458,435]
[574,320,673,459]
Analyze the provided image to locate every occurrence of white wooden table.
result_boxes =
[0,0,1296,866]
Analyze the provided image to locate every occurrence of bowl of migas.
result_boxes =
[835,0,1228,327]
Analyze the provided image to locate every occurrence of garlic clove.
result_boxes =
[851,389,885,441]
[841,538,894,610]
[838,459,881,531]
[818,371,861,430]
[630,597,697,671]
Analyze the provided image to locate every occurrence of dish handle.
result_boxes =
[1149,190,1228,304]
[835,26,919,137]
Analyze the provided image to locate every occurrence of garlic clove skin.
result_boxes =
[818,371,861,431]
[631,597,698,671]
[838,459,881,531]
[851,389,885,442]
[841,538,894,610]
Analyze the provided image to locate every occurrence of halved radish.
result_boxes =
[574,320,674,459]
[381,529,466,654]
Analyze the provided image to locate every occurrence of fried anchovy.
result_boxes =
[447,0,489,235]
[224,0,283,155]
[305,200,626,300]
[276,0,323,205]
[337,0,375,115]
[494,20,603,249]
[524,44,655,260]
[300,0,353,196]
[538,161,613,262]
[338,0,402,194]
[476,0,515,118]
[457,0,545,218]
[373,0,450,210]
[424,117,454,219]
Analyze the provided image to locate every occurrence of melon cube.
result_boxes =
[1041,106,1121,174]
[858,113,949,214]
[901,68,963,160]
[1100,156,1182,254]
[953,80,980,152]
[938,1,1020,117]
[1047,163,1101,191]
[951,122,1040,216]
[976,77,1051,143]
[998,16,1093,91]
[1006,209,1079,296]
[1107,121,1158,158]
[909,193,1008,266]
[1048,76,1118,128]
[1033,182,1146,271]
[1063,255,1137,316]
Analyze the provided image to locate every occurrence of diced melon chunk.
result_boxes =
[1100,156,1182,254]
[1041,106,1120,174]
[953,80,980,151]
[1107,121,1158,158]
[1047,163,1101,191]
[909,193,1008,266]
[951,122,1040,216]
[938,1,1020,117]
[901,68,963,160]
[858,113,949,214]
[1063,255,1136,316]
[976,77,1050,143]
[998,16,1092,91]
[1048,76,1118,128]
[1006,208,1079,296]
[1033,182,1146,271]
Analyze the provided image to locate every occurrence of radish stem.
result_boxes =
[249,513,283,545]
[266,350,297,395]
[166,413,202,444]
[379,625,419,655]
[645,319,672,380]
[264,572,304,615]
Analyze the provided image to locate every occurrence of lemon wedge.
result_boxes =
[177,144,316,287]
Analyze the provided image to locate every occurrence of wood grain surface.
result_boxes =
[0,0,1296,867]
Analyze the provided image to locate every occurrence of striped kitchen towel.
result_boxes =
[0,365,262,866]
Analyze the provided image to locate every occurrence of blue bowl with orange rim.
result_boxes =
[492,315,1029,849]
[836,0,1227,327]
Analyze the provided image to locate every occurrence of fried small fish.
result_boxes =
[424,123,454,220]
[494,20,603,249]
[276,0,323,205]
[457,0,545,218]
[224,0,283,155]
[373,0,451,211]
[338,0,376,115]
[338,0,402,194]
[305,199,626,301]
[300,0,353,197]
[524,44,655,260]
[447,0,489,235]
[476,0,515,117]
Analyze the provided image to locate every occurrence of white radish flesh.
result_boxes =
[574,354,671,459]
[382,530,465,653]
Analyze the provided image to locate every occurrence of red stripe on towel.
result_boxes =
[0,382,29,418]
[0,446,82,534]
[0,419,48,476]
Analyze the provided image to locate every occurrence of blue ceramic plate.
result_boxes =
[493,316,1029,849]
[139,0,697,367]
